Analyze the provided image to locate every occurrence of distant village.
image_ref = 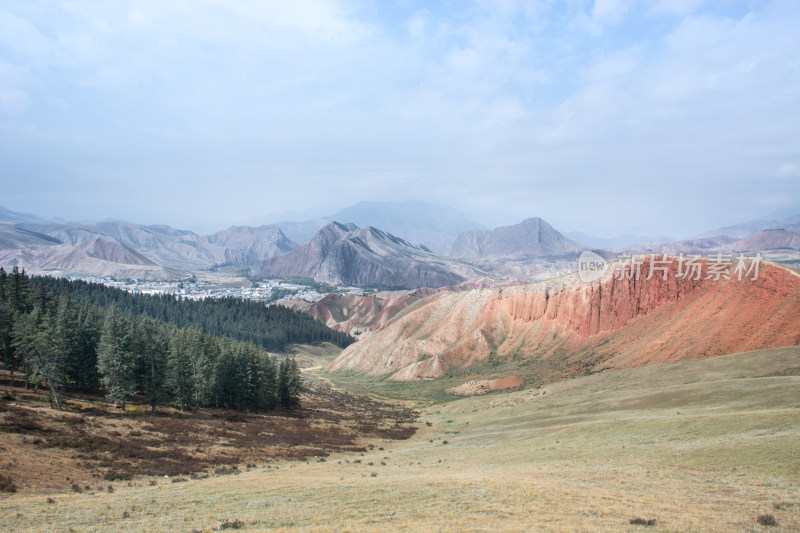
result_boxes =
[78,277,367,305]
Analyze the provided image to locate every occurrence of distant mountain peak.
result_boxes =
[268,201,484,252]
[257,222,483,288]
[449,217,586,261]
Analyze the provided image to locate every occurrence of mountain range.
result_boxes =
[1,203,799,284]
[256,222,483,288]
[698,211,800,239]
[0,218,296,279]
[268,201,484,253]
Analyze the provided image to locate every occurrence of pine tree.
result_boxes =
[213,345,240,410]
[97,306,135,410]
[256,354,278,411]
[0,299,18,387]
[12,307,65,410]
[188,327,215,411]
[166,328,195,412]
[73,303,101,390]
[278,357,301,409]
[8,266,30,314]
[136,318,167,413]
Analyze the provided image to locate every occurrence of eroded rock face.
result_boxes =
[328,259,800,382]
[282,288,438,336]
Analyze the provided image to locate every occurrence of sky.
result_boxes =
[1,0,799,237]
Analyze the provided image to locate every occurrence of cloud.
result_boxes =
[0,59,28,114]
[0,10,50,57]
[0,0,798,236]
[776,163,800,177]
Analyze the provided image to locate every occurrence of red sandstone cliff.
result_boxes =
[327,259,800,382]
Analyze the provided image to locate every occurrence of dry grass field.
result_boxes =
[1,346,799,532]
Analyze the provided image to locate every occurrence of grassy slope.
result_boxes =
[1,346,798,532]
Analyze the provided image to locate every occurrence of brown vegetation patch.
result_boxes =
[0,375,417,494]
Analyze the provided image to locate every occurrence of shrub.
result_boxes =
[218,518,244,530]
[103,471,131,482]
[757,514,778,526]
[214,466,239,476]
[629,517,657,526]
[0,474,17,493]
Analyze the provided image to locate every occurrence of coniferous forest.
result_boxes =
[0,267,350,412]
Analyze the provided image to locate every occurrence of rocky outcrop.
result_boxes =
[446,376,525,396]
[258,222,484,288]
[282,288,437,335]
[328,259,800,382]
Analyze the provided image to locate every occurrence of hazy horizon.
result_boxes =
[2,1,799,237]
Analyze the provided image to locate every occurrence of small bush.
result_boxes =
[70,483,83,493]
[103,471,131,482]
[629,517,657,526]
[0,474,17,493]
[757,514,778,526]
[218,518,245,530]
[46,497,55,504]
[170,477,188,483]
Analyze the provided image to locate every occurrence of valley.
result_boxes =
[1,204,799,532]
[1,347,797,532]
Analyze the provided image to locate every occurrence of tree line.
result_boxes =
[0,267,304,412]
[33,276,354,352]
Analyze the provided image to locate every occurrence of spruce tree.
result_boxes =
[12,307,65,409]
[97,306,135,410]
[136,318,167,413]
[278,357,301,409]
[166,328,195,412]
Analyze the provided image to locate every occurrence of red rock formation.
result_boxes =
[283,280,503,335]
[328,259,800,382]
[282,288,437,335]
